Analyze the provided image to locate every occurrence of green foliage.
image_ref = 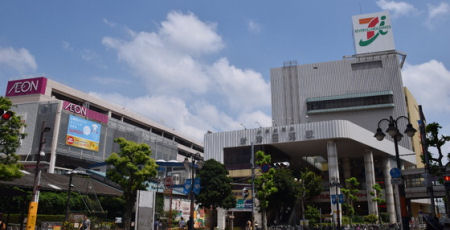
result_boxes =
[254,151,278,210]
[105,137,158,229]
[197,159,235,209]
[0,97,26,181]
[296,168,322,219]
[267,168,297,222]
[370,183,385,204]
[98,196,125,219]
[341,177,360,217]
[363,214,378,223]
[304,205,320,224]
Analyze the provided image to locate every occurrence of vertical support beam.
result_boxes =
[327,141,341,226]
[383,159,396,224]
[364,150,378,216]
[342,157,351,183]
[49,101,63,173]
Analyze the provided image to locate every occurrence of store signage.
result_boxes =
[66,115,102,152]
[63,101,108,124]
[352,11,395,54]
[5,77,47,97]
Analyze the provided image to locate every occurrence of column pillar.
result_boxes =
[327,141,341,226]
[343,157,351,183]
[364,150,378,216]
[383,158,397,224]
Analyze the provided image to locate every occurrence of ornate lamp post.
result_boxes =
[184,153,204,230]
[374,116,416,230]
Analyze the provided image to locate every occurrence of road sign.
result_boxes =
[391,178,403,185]
[390,168,401,178]
[331,194,344,204]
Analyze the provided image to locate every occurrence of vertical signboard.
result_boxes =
[135,190,156,230]
[352,11,395,54]
[66,115,101,151]
[5,77,47,97]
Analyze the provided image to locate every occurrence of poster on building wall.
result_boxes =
[352,11,395,54]
[66,115,101,151]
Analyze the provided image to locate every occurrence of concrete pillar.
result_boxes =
[48,101,63,173]
[327,141,341,226]
[383,158,397,224]
[343,157,351,182]
[364,150,378,216]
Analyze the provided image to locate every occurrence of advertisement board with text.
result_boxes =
[66,115,101,151]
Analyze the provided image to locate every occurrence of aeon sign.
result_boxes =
[5,77,47,97]
[63,101,109,124]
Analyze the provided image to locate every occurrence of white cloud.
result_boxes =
[103,18,117,28]
[100,11,272,142]
[248,20,261,33]
[428,2,449,19]
[160,11,224,55]
[209,58,271,111]
[0,47,37,72]
[402,60,450,113]
[376,0,417,17]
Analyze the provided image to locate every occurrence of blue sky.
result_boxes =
[0,0,449,157]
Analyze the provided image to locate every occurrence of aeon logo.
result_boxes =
[63,101,87,116]
[5,77,47,97]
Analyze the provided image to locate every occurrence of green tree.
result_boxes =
[255,151,278,230]
[304,205,320,224]
[296,169,322,220]
[370,183,385,223]
[105,138,158,230]
[0,97,26,181]
[197,159,235,230]
[340,177,360,223]
[268,168,297,224]
[424,122,450,216]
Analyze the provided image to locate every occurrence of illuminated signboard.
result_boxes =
[5,77,47,97]
[352,11,395,54]
[66,115,101,151]
[63,101,108,124]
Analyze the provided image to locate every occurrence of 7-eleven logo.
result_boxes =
[357,15,389,46]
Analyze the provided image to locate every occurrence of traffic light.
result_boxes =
[444,174,450,189]
[0,109,13,120]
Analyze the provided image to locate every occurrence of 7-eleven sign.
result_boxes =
[352,11,395,54]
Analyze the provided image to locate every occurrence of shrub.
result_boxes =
[363,214,378,223]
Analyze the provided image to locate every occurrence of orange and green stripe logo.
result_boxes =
[355,15,391,46]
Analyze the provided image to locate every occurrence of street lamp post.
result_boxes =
[64,170,88,226]
[26,121,51,230]
[374,116,416,230]
[184,153,203,230]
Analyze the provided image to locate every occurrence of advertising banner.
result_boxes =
[66,115,101,151]
[352,11,395,54]
[6,77,47,97]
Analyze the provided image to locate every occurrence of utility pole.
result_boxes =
[251,142,256,230]
[418,105,436,217]
[26,121,50,230]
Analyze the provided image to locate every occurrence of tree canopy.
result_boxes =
[0,96,26,181]
[197,159,235,209]
[106,137,158,230]
[296,168,322,220]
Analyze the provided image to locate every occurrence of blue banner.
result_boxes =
[183,178,201,195]
[67,115,101,142]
